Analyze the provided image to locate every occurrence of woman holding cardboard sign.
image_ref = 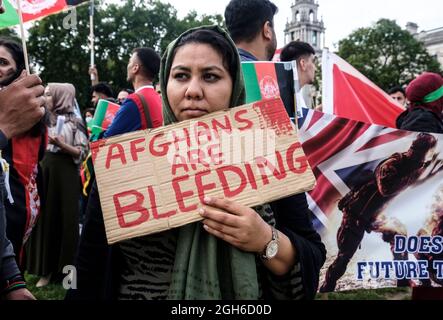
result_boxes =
[69,26,325,300]
[122,26,325,300]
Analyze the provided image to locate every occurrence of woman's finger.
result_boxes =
[203,196,247,216]
[202,218,240,239]
[199,207,239,228]
[203,224,242,247]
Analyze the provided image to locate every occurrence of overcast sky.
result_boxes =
[161,0,443,49]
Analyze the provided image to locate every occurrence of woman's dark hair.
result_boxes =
[173,29,238,83]
[0,37,25,86]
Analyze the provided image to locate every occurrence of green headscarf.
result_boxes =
[160,25,246,125]
[161,25,259,300]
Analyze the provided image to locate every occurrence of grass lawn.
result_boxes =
[316,287,412,300]
[25,273,412,300]
[25,274,68,300]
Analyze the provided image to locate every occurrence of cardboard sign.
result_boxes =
[92,98,316,244]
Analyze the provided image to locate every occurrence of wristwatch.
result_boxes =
[261,226,279,260]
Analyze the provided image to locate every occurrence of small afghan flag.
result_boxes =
[89,99,120,138]
[0,0,89,29]
[242,61,297,119]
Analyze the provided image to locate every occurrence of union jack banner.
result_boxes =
[299,109,443,292]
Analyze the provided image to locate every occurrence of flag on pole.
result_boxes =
[241,61,298,119]
[322,48,405,128]
[89,99,120,138]
[89,0,95,79]
[0,0,88,29]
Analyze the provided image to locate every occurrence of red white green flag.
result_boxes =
[89,99,120,138]
[242,61,297,119]
[0,0,88,29]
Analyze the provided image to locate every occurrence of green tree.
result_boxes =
[27,0,223,109]
[337,19,441,91]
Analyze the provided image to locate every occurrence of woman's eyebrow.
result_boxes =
[202,66,225,72]
[171,65,226,73]
[171,65,191,72]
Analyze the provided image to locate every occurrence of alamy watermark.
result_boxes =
[160,121,278,174]
[63,7,77,30]
[62,265,77,290]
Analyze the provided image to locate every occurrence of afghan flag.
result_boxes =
[242,61,297,119]
[0,0,88,29]
[89,99,120,138]
[322,48,405,128]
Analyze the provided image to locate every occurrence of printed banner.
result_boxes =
[299,109,443,292]
[92,98,316,244]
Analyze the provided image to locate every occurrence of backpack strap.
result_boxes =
[135,93,153,128]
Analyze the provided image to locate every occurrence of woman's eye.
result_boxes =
[203,73,220,82]
[173,73,189,81]
[0,59,9,66]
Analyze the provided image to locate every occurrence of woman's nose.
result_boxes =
[185,78,203,100]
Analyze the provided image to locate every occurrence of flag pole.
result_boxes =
[89,0,95,81]
[16,0,30,74]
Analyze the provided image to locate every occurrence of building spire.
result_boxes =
[285,0,325,53]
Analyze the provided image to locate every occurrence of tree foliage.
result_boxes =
[0,27,19,41]
[26,0,223,109]
[337,19,441,91]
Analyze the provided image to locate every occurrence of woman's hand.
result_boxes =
[49,135,82,158]
[199,196,272,253]
[48,135,65,147]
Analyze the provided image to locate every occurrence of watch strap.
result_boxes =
[261,226,279,260]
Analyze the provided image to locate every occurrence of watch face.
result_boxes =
[266,240,279,259]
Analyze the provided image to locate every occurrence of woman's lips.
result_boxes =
[181,108,208,118]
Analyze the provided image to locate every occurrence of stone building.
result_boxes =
[284,0,325,54]
[406,22,443,67]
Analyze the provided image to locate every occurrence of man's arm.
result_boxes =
[103,99,141,138]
